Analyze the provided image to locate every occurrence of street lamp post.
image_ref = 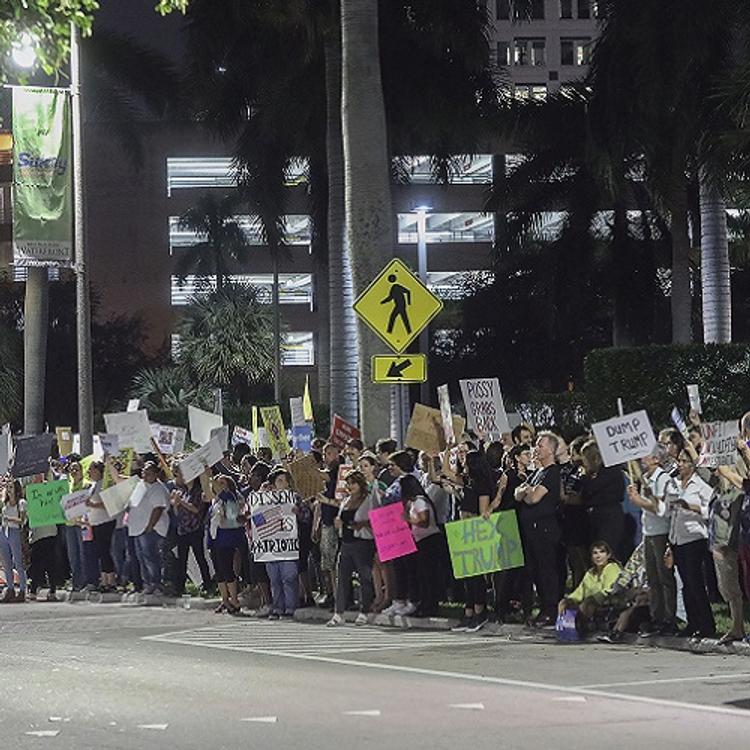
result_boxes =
[70,22,94,454]
[414,206,431,405]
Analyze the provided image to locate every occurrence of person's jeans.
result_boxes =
[176,529,212,594]
[112,527,128,583]
[0,530,12,588]
[125,534,143,589]
[643,533,676,625]
[64,525,85,590]
[673,539,716,636]
[134,531,164,593]
[2,527,26,591]
[267,559,299,615]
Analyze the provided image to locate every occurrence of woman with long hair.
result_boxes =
[1,480,27,603]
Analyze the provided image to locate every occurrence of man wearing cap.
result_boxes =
[127,462,171,595]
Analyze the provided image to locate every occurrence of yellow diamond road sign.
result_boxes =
[372,355,427,384]
[353,259,443,353]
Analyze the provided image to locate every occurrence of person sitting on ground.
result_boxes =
[558,541,623,633]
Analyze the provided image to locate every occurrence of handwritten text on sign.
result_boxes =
[445,511,524,579]
[699,421,740,467]
[369,503,417,562]
[591,410,656,467]
[459,378,510,437]
[248,489,299,562]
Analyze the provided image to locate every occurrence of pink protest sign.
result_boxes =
[369,503,417,562]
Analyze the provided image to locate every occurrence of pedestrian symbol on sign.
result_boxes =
[381,274,412,335]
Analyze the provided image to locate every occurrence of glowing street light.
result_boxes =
[10,33,36,69]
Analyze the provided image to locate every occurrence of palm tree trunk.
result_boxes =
[313,227,331,409]
[23,267,49,434]
[699,171,731,343]
[669,184,693,344]
[325,25,359,427]
[340,0,394,443]
[272,252,282,403]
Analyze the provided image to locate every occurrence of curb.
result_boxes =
[294,606,460,631]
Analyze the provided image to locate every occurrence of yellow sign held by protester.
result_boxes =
[260,405,291,458]
[371,354,427,384]
[353,259,443,354]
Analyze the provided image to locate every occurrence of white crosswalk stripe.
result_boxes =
[144,619,482,655]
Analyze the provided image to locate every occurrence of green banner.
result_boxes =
[26,480,68,528]
[445,511,525,580]
[12,87,73,266]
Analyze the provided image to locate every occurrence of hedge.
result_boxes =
[583,344,750,425]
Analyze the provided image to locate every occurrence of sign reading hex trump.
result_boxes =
[591,410,656,467]
[445,511,524,579]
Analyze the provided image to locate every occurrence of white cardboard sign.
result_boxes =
[178,436,224,483]
[100,476,139,517]
[591,410,657,467]
[698,421,739,468]
[188,405,223,446]
[289,397,305,427]
[686,384,702,415]
[60,489,90,521]
[103,410,152,454]
[459,378,510,438]
[437,385,454,444]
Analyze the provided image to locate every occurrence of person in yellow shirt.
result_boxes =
[558,541,623,622]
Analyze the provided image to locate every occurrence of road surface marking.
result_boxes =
[450,703,485,710]
[240,716,278,723]
[576,672,750,689]
[25,731,60,737]
[137,724,169,730]
[343,710,381,716]
[553,696,587,702]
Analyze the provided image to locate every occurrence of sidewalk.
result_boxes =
[293,606,750,657]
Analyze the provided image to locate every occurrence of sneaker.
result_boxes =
[452,615,473,632]
[597,631,624,644]
[255,604,272,618]
[467,612,488,632]
[658,622,679,637]
[354,613,368,626]
[326,613,344,627]
[1,588,15,603]
[382,601,404,616]
[27,591,37,601]
[638,623,659,638]
[46,591,59,603]
[268,612,281,621]
[14,591,26,604]
[396,601,417,616]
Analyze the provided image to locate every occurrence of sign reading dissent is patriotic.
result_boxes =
[248,489,298,562]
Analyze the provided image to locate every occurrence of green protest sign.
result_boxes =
[445,511,524,580]
[26,480,68,528]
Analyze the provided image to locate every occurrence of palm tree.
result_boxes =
[174,192,253,291]
[177,284,276,404]
[130,365,213,412]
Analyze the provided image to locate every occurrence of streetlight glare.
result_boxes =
[11,33,36,69]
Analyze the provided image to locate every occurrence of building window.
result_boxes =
[577,0,590,18]
[560,38,592,66]
[497,41,510,66]
[402,155,493,184]
[497,0,510,19]
[282,332,315,367]
[514,38,546,66]
[497,0,544,21]
[560,0,590,18]
[398,212,494,243]
[170,274,313,307]
[531,0,545,18]
[560,0,572,18]
[513,84,547,101]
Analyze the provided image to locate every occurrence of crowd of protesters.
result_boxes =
[1,408,750,647]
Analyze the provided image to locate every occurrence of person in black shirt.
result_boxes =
[318,443,341,607]
[515,432,562,627]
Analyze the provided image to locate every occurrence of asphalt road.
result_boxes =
[1,602,749,749]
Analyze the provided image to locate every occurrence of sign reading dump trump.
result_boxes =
[248,489,299,563]
[591,410,657,467]
[445,511,524,579]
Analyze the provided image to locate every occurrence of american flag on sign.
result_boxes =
[251,505,286,540]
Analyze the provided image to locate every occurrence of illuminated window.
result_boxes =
[282,332,315,366]
[170,274,313,307]
[561,38,592,66]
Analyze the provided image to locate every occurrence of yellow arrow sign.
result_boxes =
[353,259,443,354]
[371,355,427,384]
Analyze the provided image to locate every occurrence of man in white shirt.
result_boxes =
[128,462,170,595]
[628,444,676,635]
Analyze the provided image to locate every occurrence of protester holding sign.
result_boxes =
[667,450,716,639]
[1,480,27,603]
[64,461,88,592]
[85,461,117,593]
[328,471,375,627]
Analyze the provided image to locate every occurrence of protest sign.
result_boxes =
[188,405,223,447]
[303,376,314,421]
[699,421,740,467]
[248,489,299,562]
[329,414,361,449]
[292,424,313,453]
[0,425,11,476]
[12,434,55,478]
[26,480,67,527]
[289,397,305,427]
[60,489,90,521]
[405,404,465,455]
[459,378,510,437]
[335,464,349,504]
[177,436,224,483]
[369,503,417,562]
[288,454,326,498]
[55,426,73,455]
[98,433,120,456]
[437,385,454,444]
[100,476,139,517]
[209,425,229,452]
[507,412,522,430]
[687,384,702,414]
[671,408,688,436]
[127,399,140,412]
[260,406,291,458]
[150,425,186,455]
[445,511,524,579]
[591,410,656,467]
[232,426,254,447]
[103,410,152,453]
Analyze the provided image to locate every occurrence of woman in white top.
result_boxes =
[666,450,716,638]
[1,480,28,603]
[85,460,117,592]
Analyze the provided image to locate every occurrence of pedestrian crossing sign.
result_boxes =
[353,259,443,354]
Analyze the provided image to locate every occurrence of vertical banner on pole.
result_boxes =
[12,87,73,266]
